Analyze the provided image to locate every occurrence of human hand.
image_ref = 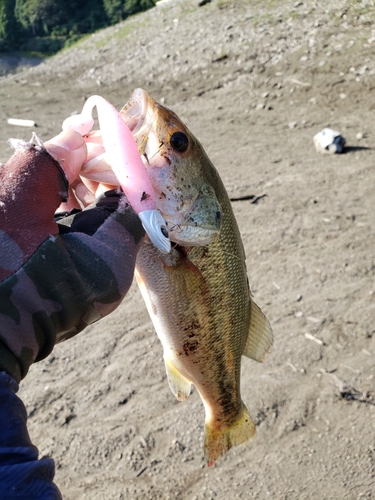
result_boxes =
[46,129,120,210]
[0,130,144,382]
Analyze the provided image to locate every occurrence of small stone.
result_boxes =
[356,132,364,140]
[288,121,297,129]
[313,128,346,154]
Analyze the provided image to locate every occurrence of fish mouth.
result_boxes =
[121,89,221,246]
[120,88,152,154]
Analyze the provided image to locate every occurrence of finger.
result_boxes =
[86,141,106,163]
[95,182,117,199]
[44,130,88,184]
[80,176,100,196]
[74,182,96,207]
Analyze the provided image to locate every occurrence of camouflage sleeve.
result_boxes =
[0,371,62,499]
[0,139,145,383]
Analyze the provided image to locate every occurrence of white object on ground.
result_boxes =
[7,118,36,127]
[313,128,346,154]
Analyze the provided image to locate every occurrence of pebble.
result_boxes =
[356,132,364,140]
[288,121,297,129]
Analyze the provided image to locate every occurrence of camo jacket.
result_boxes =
[0,137,144,383]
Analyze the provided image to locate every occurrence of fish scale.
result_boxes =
[121,88,273,465]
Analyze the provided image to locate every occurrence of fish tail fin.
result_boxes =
[204,405,256,466]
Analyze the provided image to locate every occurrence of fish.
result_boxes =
[120,89,273,466]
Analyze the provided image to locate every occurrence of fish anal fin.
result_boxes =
[204,405,256,466]
[243,298,273,362]
[164,356,192,401]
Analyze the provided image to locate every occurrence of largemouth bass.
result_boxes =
[120,89,273,465]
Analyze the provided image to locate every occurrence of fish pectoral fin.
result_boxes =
[164,357,192,401]
[243,298,273,362]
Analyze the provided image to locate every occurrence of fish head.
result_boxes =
[120,88,221,246]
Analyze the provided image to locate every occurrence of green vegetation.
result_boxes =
[0,0,156,54]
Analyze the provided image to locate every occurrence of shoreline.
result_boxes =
[0,53,44,76]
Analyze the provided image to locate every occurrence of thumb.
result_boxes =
[44,130,87,184]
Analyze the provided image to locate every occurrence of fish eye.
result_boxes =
[170,131,189,153]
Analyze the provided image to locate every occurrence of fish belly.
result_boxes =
[135,238,256,465]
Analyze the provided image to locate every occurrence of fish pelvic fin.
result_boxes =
[164,356,192,401]
[204,405,256,466]
[243,298,273,363]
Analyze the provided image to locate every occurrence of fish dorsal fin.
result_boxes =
[164,356,192,401]
[243,299,273,362]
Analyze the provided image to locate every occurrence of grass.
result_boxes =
[89,12,151,50]
[19,50,47,59]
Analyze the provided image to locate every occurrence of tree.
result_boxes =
[103,0,155,24]
[15,0,71,36]
[0,0,18,47]
[2,0,155,54]
[14,0,107,37]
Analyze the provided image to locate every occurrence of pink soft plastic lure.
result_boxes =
[62,95,170,253]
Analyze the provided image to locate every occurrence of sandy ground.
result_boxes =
[0,0,374,498]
